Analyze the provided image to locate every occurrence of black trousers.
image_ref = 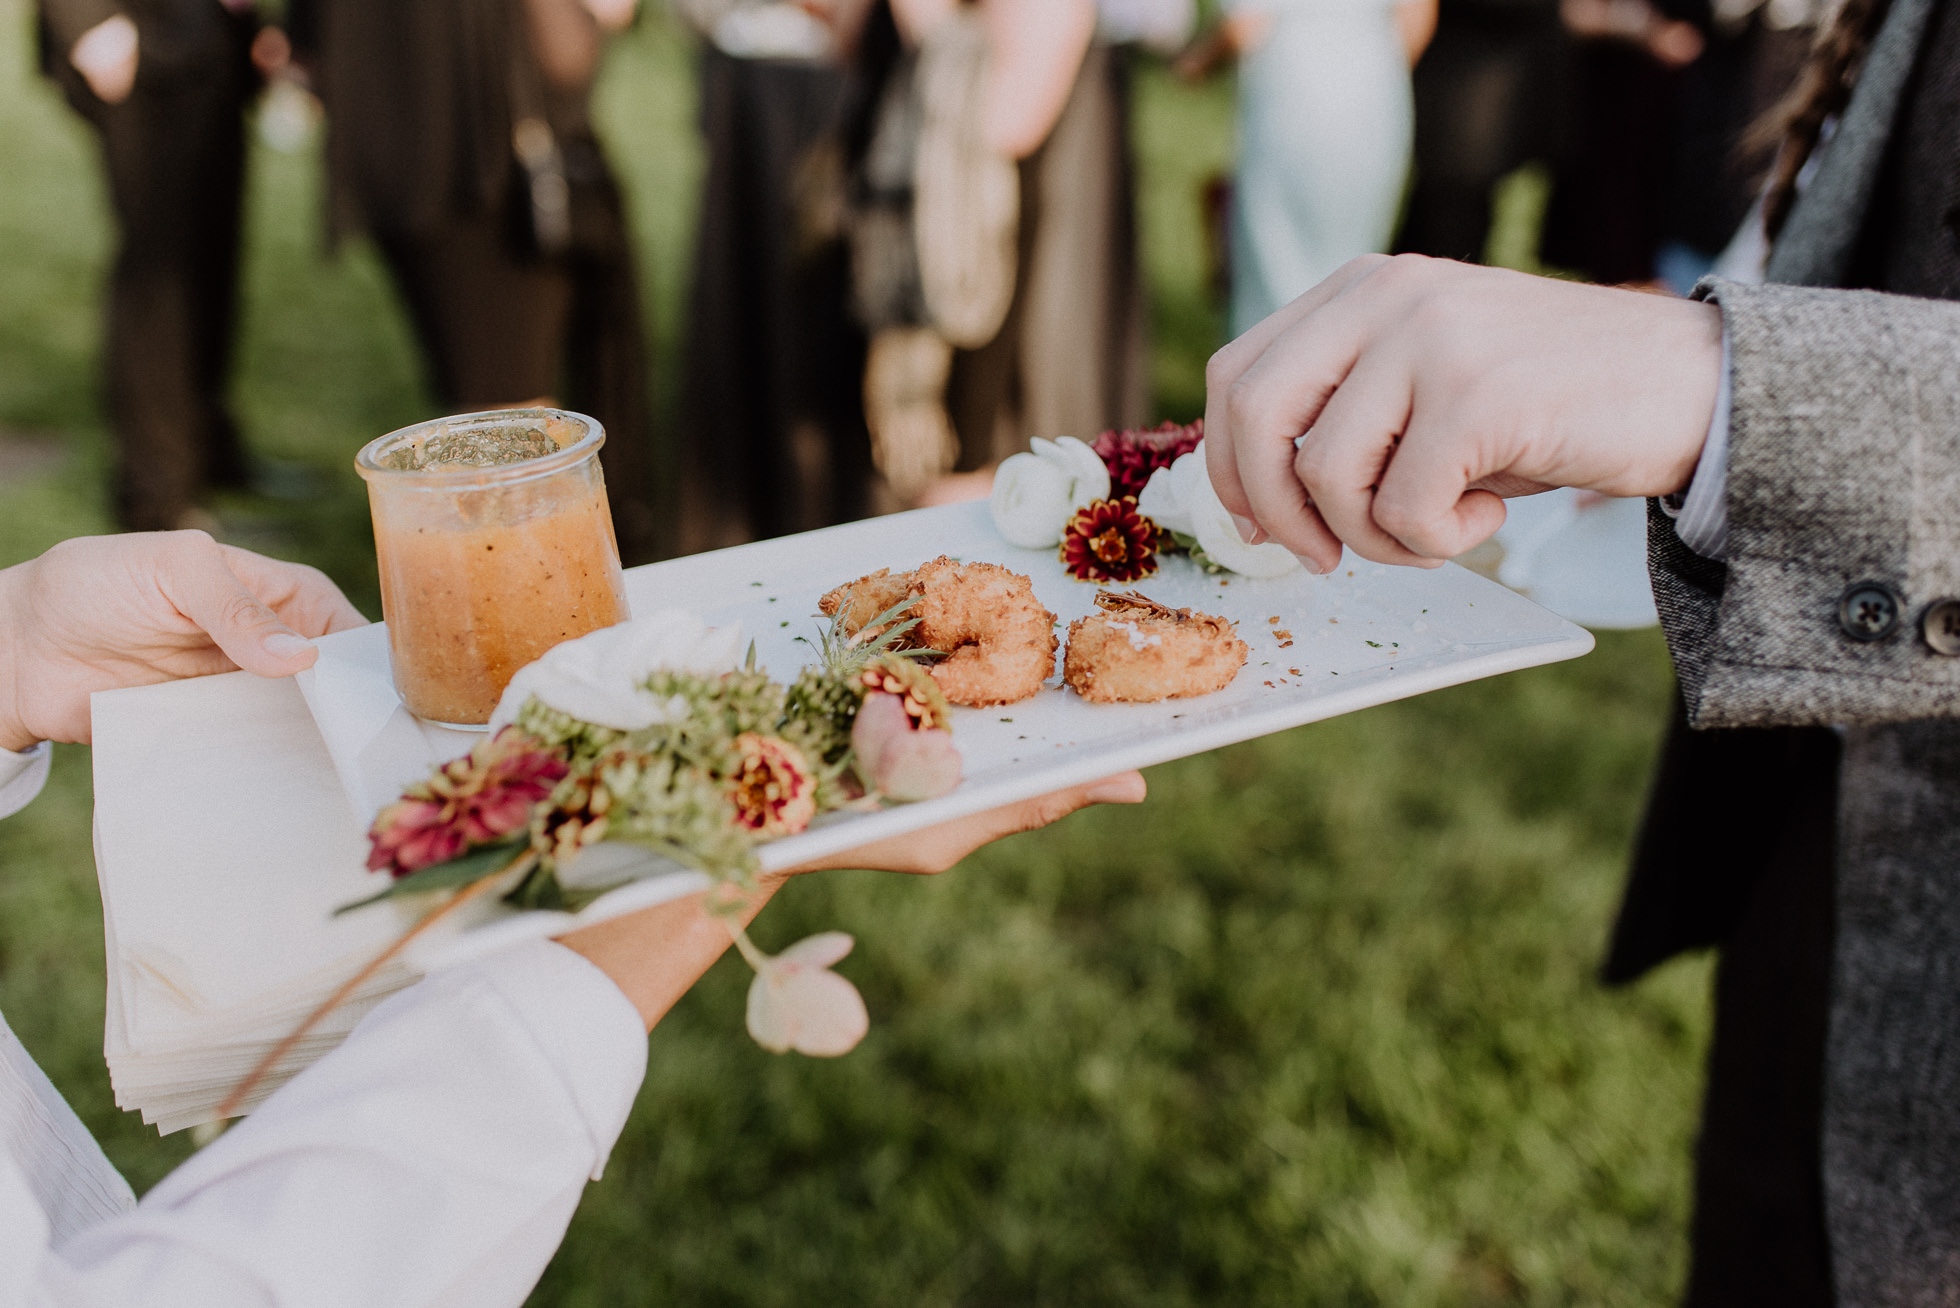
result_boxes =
[679,48,868,551]
[64,10,255,530]
[370,159,656,563]
[1396,12,1567,263]
[1611,713,1841,1307]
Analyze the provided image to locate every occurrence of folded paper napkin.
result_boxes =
[292,622,480,829]
[294,564,691,826]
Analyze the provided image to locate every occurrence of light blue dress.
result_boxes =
[1227,0,1414,337]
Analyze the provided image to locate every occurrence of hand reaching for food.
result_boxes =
[1203,254,1721,571]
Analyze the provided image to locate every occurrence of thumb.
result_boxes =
[162,533,319,677]
[1011,770,1149,834]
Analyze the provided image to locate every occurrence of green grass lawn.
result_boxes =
[0,4,1709,1302]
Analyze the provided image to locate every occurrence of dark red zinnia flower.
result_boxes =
[367,727,569,877]
[1092,419,1204,501]
[1060,496,1160,583]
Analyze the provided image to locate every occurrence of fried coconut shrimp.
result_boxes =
[820,558,1057,706]
[1063,591,1248,703]
[912,557,1057,706]
[819,568,919,639]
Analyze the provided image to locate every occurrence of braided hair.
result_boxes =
[1758,0,1896,237]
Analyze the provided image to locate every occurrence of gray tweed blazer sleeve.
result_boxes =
[1650,278,1960,727]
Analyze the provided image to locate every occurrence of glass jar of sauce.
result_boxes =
[355,408,629,727]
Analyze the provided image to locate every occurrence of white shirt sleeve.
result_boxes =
[0,743,51,822]
[1658,329,1732,562]
[12,939,647,1308]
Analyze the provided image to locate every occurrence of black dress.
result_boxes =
[290,0,657,561]
[37,0,257,530]
[677,42,871,550]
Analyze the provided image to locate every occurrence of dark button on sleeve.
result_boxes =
[1922,599,1960,655]
[1839,582,1901,642]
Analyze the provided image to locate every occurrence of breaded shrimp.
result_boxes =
[819,568,920,641]
[1063,591,1247,703]
[911,557,1057,706]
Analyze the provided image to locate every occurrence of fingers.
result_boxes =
[1208,254,1527,566]
[1288,354,1439,567]
[1214,310,1368,571]
[1204,255,1392,527]
[1369,415,1511,560]
[221,544,369,637]
[786,771,1148,876]
[885,770,1147,873]
[157,533,321,677]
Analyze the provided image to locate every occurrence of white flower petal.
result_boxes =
[744,941,870,1058]
[1137,464,1190,535]
[1165,445,1302,579]
[1169,444,1214,513]
[990,451,1075,548]
[779,968,869,1056]
[779,930,856,969]
[489,611,745,731]
[745,970,795,1053]
[1043,436,1111,508]
[1191,510,1305,578]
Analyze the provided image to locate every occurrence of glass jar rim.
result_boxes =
[354,408,606,490]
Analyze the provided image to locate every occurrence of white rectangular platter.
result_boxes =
[298,500,1595,876]
[616,500,1592,865]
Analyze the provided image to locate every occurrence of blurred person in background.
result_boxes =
[1394,0,1565,264]
[1540,0,1825,286]
[1538,0,1709,284]
[845,0,1155,508]
[287,0,660,563]
[1178,0,1437,336]
[34,0,264,532]
[675,0,879,551]
[1652,0,1827,292]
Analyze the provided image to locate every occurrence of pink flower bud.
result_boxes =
[851,693,962,801]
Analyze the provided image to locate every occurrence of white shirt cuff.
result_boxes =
[1658,329,1731,561]
[0,742,51,821]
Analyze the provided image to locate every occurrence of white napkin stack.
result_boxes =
[89,611,708,1134]
[91,669,417,1132]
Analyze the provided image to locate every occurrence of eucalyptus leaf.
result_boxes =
[1172,530,1224,573]
[334,839,530,916]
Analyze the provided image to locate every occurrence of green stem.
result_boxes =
[725,920,771,973]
